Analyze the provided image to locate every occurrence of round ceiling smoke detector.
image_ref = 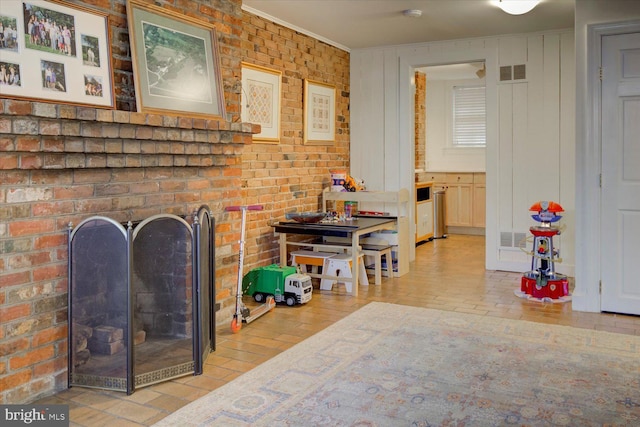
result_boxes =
[402,9,422,18]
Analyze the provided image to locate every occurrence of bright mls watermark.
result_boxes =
[1,405,68,426]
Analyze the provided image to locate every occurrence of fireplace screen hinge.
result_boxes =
[599,280,602,294]
[599,66,603,81]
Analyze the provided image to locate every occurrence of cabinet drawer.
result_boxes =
[424,172,447,183]
[473,173,486,184]
[445,173,474,184]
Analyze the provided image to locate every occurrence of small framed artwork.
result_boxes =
[303,79,336,145]
[0,0,114,108]
[126,0,226,119]
[241,62,281,143]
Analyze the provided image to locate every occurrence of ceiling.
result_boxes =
[242,0,575,51]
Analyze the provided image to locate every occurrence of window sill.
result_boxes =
[443,146,486,155]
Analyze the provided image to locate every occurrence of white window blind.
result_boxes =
[453,85,486,146]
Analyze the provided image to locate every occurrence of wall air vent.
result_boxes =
[500,66,512,81]
[514,64,526,80]
[500,231,528,248]
[514,232,527,248]
[500,231,513,247]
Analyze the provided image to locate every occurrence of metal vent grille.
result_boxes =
[500,66,512,81]
[500,231,529,248]
[514,64,526,80]
[514,232,527,248]
[500,231,513,247]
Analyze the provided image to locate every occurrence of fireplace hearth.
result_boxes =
[67,206,215,394]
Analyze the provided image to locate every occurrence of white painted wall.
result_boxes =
[574,1,640,312]
[350,30,575,276]
[424,78,487,172]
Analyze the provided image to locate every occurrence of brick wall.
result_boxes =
[0,101,253,403]
[0,0,350,403]
[233,15,350,282]
[415,71,426,171]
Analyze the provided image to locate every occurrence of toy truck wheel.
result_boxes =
[253,292,265,303]
[285,295,296,306]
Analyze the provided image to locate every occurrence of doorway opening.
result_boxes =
[414,61,487,252]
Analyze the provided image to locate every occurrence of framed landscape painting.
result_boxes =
[0,0,114,108]
[241,62,281,143]
[303,79,335,145]
[126,0,226,119]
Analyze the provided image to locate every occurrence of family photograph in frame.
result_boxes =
[241,62,281,143]
[0,0,114,108]
[303,79,336,145]
[126,0,226,119]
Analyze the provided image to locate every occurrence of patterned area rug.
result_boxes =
[154,302,640,426]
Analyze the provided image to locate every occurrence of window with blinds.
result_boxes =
[452,85,486,146]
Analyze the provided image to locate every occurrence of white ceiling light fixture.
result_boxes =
[493,0,541,15]
[402,9,422,18]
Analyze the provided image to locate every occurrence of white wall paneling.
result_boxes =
[559,31,576,280]
[350,50,386,192]
[350,30,574,275]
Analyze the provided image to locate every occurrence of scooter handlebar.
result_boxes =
[225,205,264,211]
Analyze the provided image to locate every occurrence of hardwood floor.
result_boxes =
[35,234,640,426]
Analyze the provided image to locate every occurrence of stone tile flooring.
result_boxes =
[34,234,640,426]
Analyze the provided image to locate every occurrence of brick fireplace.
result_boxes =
[0,0,351,405]
[68,207,214,393]
[0,99,256,402]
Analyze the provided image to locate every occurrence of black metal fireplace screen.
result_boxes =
[67,206,214,394]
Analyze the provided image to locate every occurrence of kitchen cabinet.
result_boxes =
[472,173,486,228]
[423,173,447,191]
[444,173,473,227]
[415,182,433,242]
[426,172,485,232]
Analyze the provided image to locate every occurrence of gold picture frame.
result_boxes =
[126,0,226,118]
[241,63,281,143]
[303,79,335,145]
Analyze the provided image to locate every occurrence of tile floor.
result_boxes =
[35,234,640,426]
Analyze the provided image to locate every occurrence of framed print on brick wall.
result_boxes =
[0,0,114,108]
[303,79,335,145]
[241,62,281,143]
[126,0,226,119]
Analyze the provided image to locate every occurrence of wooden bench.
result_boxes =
[286,239,351,253]
[291,240,393,286]
[361,244,393,285]
[290,250,336,274]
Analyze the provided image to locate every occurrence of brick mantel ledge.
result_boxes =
[0,99,259,170]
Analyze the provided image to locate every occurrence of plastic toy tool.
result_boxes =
[519,201,570,301]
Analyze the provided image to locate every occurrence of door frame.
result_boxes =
[398,42,499,271]
[578,20,640,312]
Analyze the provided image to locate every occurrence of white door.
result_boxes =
[600,32,640,315]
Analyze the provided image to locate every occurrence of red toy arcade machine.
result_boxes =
[518,201,570,301]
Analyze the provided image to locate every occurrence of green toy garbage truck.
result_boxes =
[242,264,313,306]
